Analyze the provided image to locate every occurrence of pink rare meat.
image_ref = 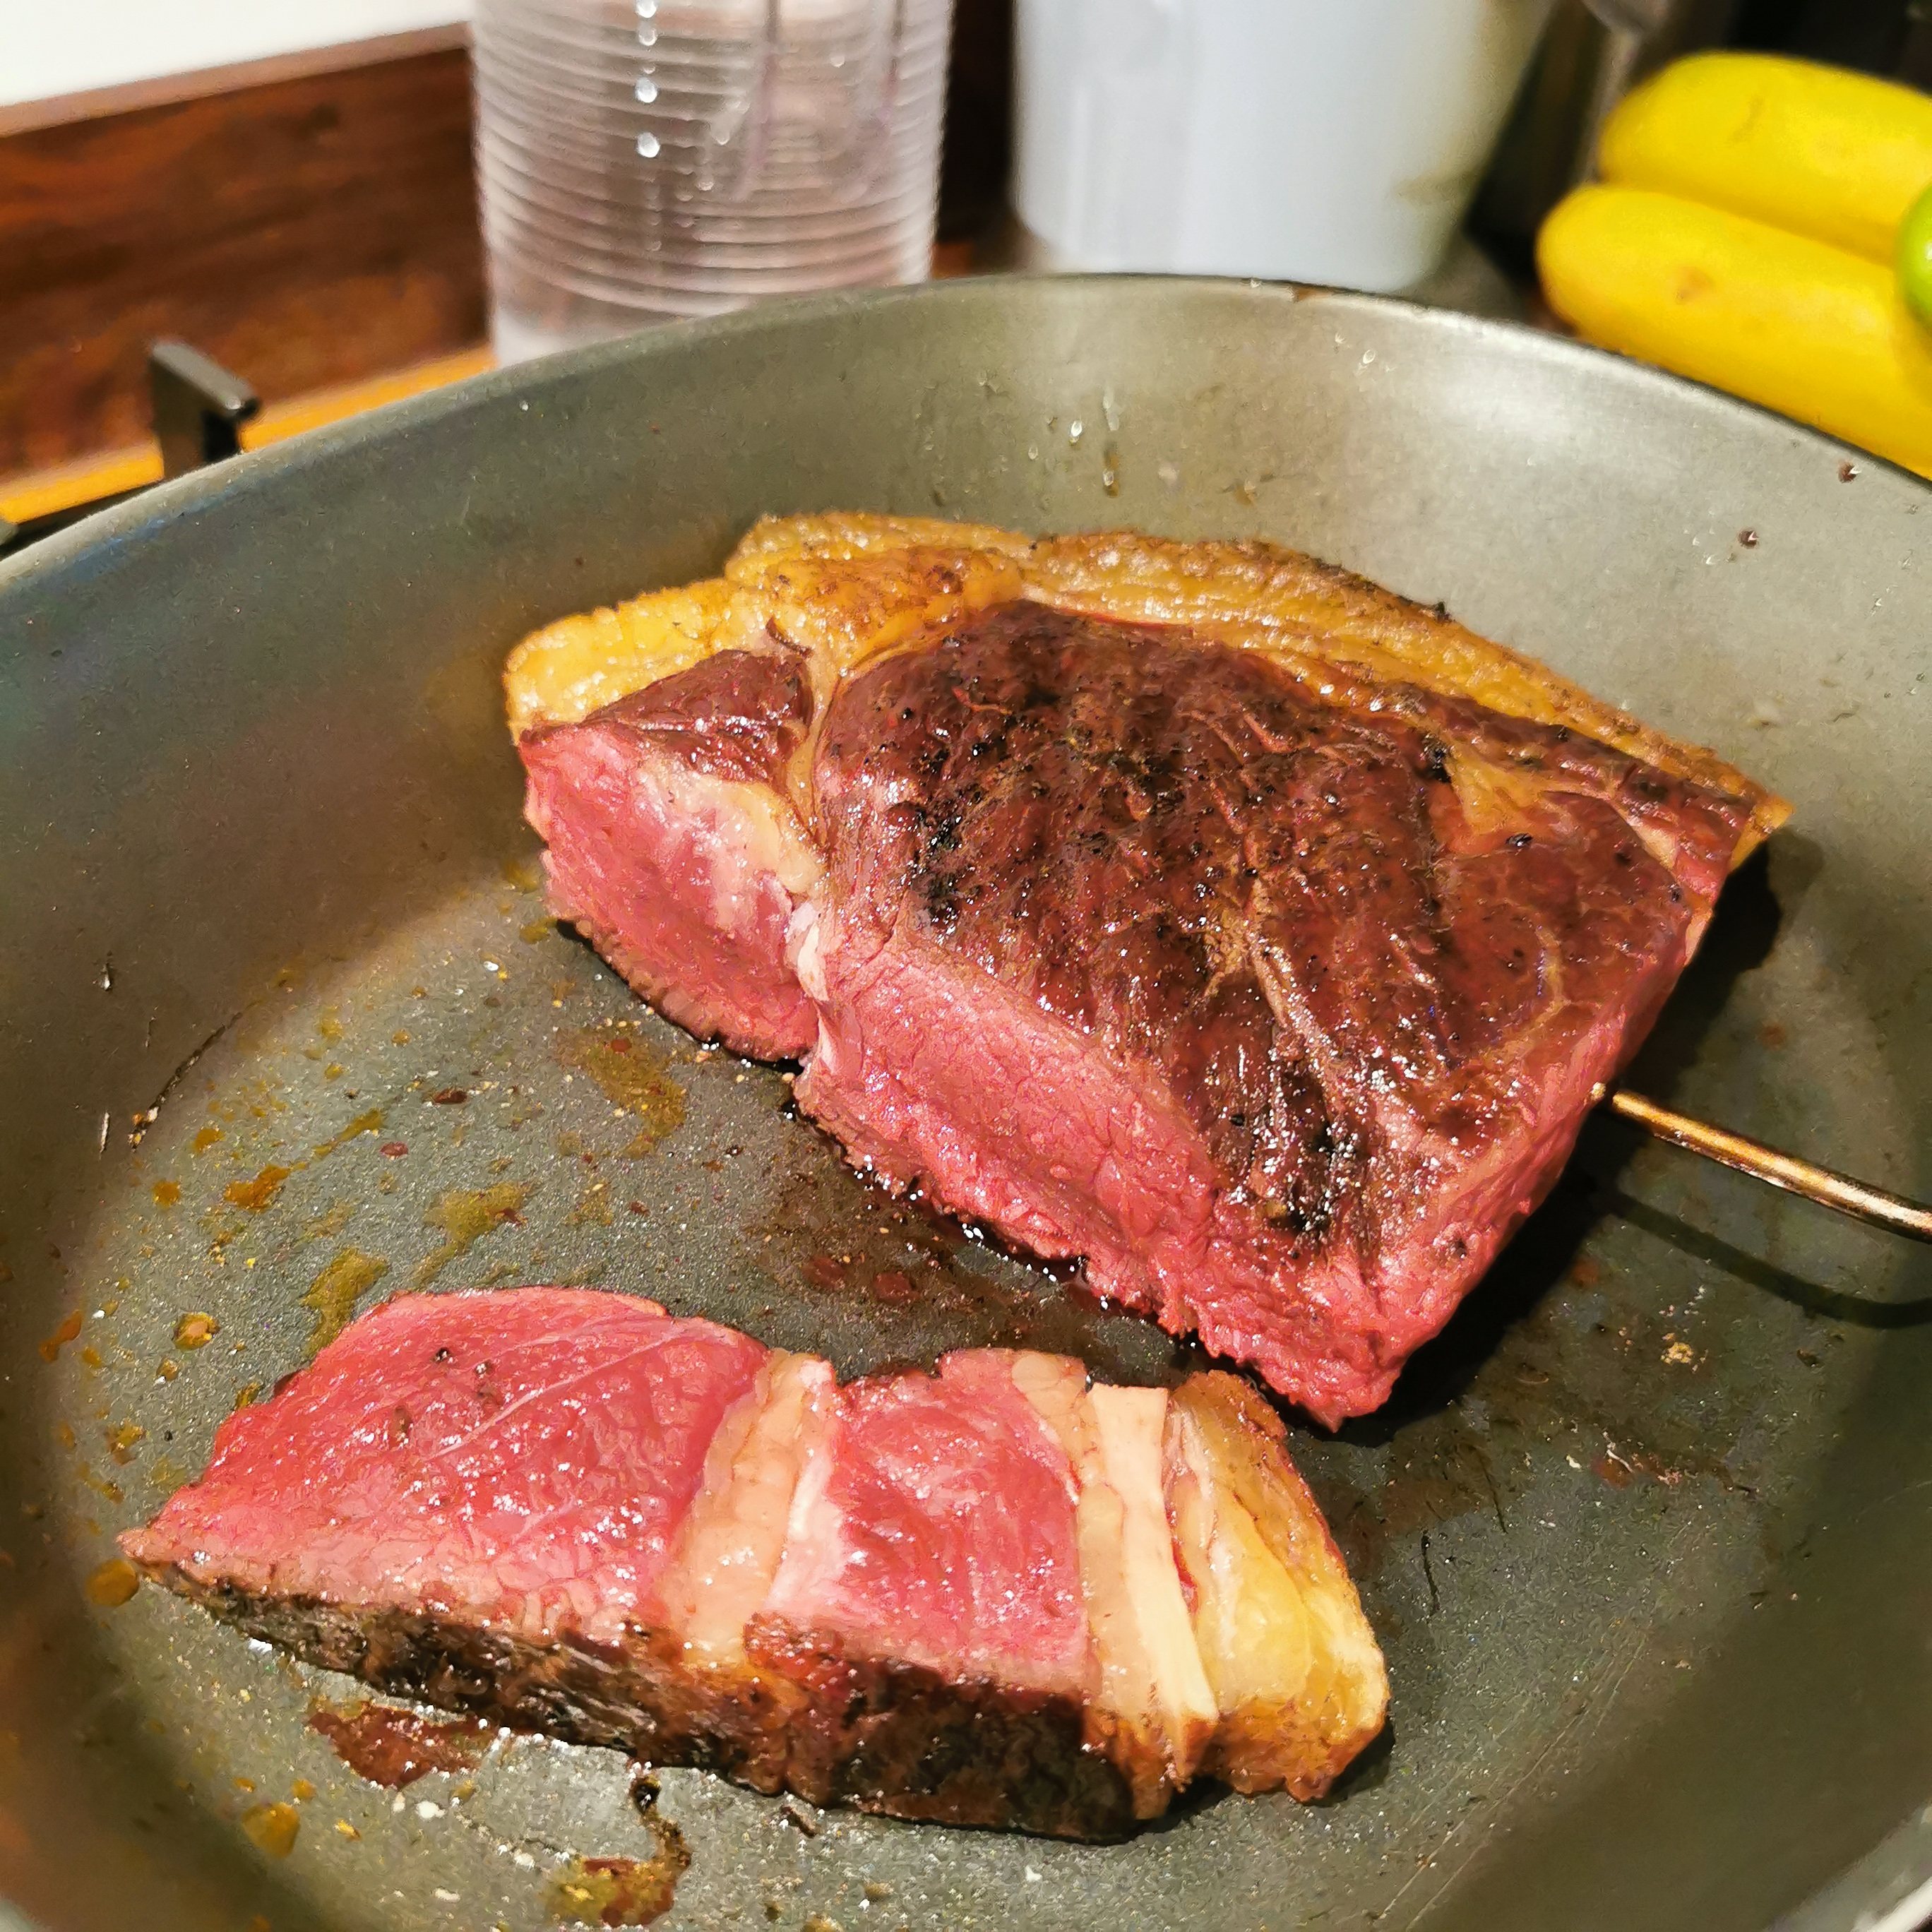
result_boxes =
[761,1352,1090,1695]
[122,1288,768,1645]
[124,1288,1388,1837]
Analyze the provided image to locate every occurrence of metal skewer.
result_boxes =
[1596,1086,1932,1244]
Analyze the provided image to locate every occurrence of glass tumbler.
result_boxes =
[473,0,955,362]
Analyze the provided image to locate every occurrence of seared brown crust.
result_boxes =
[504,515,1784,863]
[1018,529,1787,857]
[523,649,813,792]
[137,1565,1134,1840]
[141,1566,802,1789]
[816,603,1746,1268]
[743,1616,1135,1838]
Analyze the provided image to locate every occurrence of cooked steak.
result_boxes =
[510,517,1784,1423]
[521,649,821,1061]
[123,1288,1385,1837]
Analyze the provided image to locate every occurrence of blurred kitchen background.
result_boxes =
[2,0,1928,501]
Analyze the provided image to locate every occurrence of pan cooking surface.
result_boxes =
[0,279,1926,1932]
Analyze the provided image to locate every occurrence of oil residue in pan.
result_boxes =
[38,847,1869,1932]
[547,1797,691,1929]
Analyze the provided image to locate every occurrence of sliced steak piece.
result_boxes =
[1164,1373,1389,1797]
[749,1349,1123,1830]
[123,1288,1385,1839]
[508,518,1779,1422]
[649,1348,830,1668]
[119,1287,769,1643]
[520,650,821,1060]
[759,1350,1091,1695]
[1011,1357,1219,1815]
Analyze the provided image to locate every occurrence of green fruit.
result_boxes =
[1900,180,1932,329]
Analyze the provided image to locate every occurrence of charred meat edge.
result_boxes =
[143,1568,1136,1840]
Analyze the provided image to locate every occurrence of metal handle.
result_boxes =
[2,343,257,558]
[1601,1086,1932,1245]
[150,341,258,481]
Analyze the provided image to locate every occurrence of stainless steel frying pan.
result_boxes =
[0,277,1926,1932]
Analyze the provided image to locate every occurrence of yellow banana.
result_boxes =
[1599,52,1932,263]
[1537,184,1932,479]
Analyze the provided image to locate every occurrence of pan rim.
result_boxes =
[1,270,1925,1932]
[2,273,1924,617]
